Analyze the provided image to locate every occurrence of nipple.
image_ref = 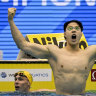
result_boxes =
[61,65,63,68]
[85,67,87,70]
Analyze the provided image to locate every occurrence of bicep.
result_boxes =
[85,45,96,60]
[89,45,96,55]
[21,42,50,59]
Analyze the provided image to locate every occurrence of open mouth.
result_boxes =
[72,34,76,39]
[15,86,19,90]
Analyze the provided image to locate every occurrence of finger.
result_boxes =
[8,8,10,12]
[8,8,12,13]
[12,13,14,15]
[14,8,16,11]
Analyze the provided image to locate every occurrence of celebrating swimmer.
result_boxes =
[8,8,96,95]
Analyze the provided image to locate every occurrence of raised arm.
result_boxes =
[85,45,96,59]
[8,8,50,59]
[85,45,96,70]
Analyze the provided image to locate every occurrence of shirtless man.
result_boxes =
[8,8,96,95]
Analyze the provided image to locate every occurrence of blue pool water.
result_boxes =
[0,91,96,96]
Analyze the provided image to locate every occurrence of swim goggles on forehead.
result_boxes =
[14,72,26,77]
[67,26,80,31]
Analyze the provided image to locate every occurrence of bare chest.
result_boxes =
[56,53,89,73]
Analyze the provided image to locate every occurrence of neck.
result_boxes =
[65,42,80,52]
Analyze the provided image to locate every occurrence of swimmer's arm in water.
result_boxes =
[8,8,50,59]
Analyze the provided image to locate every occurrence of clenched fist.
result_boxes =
[8,8,16,22]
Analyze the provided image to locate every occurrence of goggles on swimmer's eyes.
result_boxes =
[67,26,80,31]
[14,72,26,77]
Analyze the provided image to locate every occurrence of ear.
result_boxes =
[64,32,66,40]
[27,80,30,86]
[28,82,30,88]
[81,32,83,36]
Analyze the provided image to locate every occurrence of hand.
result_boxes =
[8,8,16,22]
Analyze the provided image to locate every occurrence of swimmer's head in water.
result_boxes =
[14,70,33,92]
[14,70,33,85]
[64,20,83,45]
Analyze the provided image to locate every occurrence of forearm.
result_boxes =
[8,8,50,59]
[9,20,26,49]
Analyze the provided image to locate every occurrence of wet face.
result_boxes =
[64,22,82,45]
[14,75,30,92]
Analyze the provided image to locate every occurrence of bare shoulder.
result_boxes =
[85,45,96,52]
[46,44,60,58]
[84,45,96,57]
[46,44,59,50]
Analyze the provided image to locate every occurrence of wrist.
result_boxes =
[8,19,14,23]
